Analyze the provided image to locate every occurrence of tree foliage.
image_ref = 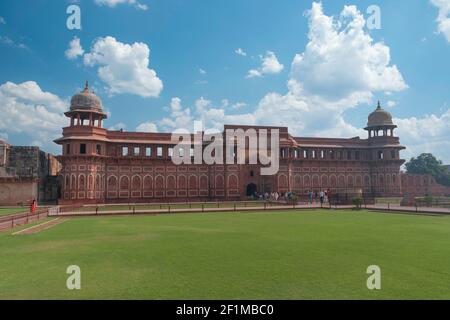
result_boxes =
[405,153,450,187]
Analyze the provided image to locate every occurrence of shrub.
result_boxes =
[424,195,434,207]
[352,197,363,209]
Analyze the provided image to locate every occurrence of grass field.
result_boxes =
[0,209,449,300]
[0,207,28,217]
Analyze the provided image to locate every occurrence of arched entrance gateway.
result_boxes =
[246,183,257,197]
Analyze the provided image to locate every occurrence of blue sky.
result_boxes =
[0,0,449,163]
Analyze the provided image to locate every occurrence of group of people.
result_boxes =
[251,190,332,205]
[307,189,331,206]
[252,192,281,201]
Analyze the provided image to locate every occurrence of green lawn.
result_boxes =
[0,210,449,299]
[0,207,28,217]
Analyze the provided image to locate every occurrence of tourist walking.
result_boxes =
[308,190,314,206]
[30,199,36,214]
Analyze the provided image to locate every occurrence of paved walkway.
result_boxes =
[12,218,66,235]
[366,204,450,215]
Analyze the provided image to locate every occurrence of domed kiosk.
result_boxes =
[64,81,107,127]
[365,101,397,138]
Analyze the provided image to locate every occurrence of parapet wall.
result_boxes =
[401,173,450,197]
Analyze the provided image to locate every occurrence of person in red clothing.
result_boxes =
[30,199,37,214]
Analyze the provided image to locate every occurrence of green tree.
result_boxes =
[405,153,450,187]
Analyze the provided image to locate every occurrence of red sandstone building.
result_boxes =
[55,83,436,204]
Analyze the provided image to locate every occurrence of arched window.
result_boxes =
[356,175,362,187]
[278,175,288,188]
[200,175,208,189]
[215,175,224,189]
[178,175,187,189]
[79,175,86,191]
[338,175,345,188]
[228,174,238,189]
[120,176,130,190]
[321,175,328,188]
[132,175,141,190]
[167,175,176,189]
[330,175,337,188]
[312,175,320,187]
[155,175,165,189]
[304,175,310,187]
[294,175,302,189]
[88,175,94,190]
[364,175,370,186]
[108,176,118,191]
[348,176,354,187]
[143,175,153,190]
[71,175,76,189]
[189,175,198,189]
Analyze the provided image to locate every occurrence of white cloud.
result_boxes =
[395,109,450,162]
[242,2,407,137]
[0,17,6,24]
[195,96,212,112]
[387,100,396,108]
[108,122,127,130]
[146,2,449,163]
[156,97,254,132]
[231,102,247,110]
[247,51,284,78]
[65,36,84,60]
[0,81,67,152]
[0,35,28,50]
[95,0,148,10]
[0,81,66,112]
[199,68,207,75]
[159,97,194,130]
[136,122,158,132]
[247,69,262,78]
[431,0,450,42]
[155,2,407,138]
[221,99,230,107]
[193,98,255,131]
[83,36,163,98]
[289,4,407,101]
[235,48,247,56]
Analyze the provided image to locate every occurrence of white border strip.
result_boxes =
[12,218,64,235]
